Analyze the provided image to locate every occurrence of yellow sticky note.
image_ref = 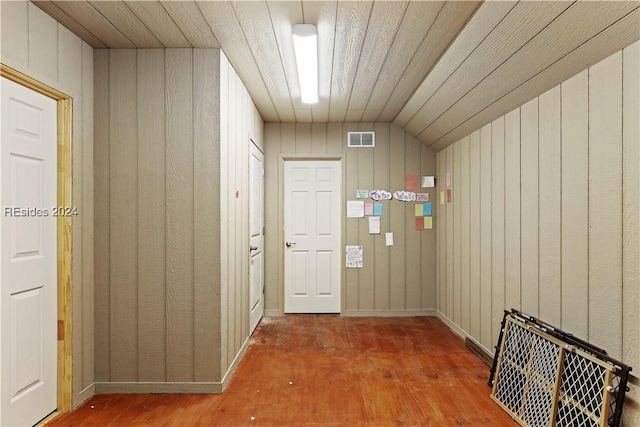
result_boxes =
[440,191,445,205]
[424,216,433,229]
[414,204,423,217]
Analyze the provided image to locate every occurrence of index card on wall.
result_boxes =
[364,203,373,216]
[347,200,365,218]
[446,172,451,187]
[385,232,394,246]
[424,216,433,229]
[373,203,383,216]
[406,173,418,190]
[417,193,429,202]
[368,216,381,234]
[346,245,363,268]
[356,189,369,199]
[422,176,435,188]
[424,202,432,216]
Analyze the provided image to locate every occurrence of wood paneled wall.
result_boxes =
[1,1,94,408]
[94,48,262,392]
[219,51,264,376]
[264,123,437,316]
[435,42,639,424]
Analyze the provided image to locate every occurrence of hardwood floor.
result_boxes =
[50,315,516,426]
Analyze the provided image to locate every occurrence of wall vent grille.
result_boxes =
[348,131,375,148]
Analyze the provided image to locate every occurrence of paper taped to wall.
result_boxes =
[346,245,363,268]
[347,200,365,218]
[369,216,380,234]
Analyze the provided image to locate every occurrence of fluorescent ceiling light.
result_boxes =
[292,24,318,104]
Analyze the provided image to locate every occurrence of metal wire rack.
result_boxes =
[489,310,632,427]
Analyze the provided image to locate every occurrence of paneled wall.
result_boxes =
[219,52,264,376]
[95,48,224,392]
[1,1,94,408]
[264,123,437,316]
[94,48,262,392]
[436,42,639,423]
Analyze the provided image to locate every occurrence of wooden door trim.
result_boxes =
[1,64,73,420]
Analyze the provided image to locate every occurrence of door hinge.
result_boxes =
[58,320,64,340]
[262,168,265,177]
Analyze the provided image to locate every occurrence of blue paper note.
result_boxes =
[373,203,383,216]
[424,202,432,216]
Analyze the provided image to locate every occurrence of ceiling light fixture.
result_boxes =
[292,24,318,104]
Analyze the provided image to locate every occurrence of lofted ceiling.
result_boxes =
[34,1,639,150]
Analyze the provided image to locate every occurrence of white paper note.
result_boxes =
[346,245,363,268]
[347,200,365,218]
[422,176,435,188]
[369,216,381,234]
[385,232,394,246]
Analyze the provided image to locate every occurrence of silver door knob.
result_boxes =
[285,241,296,248]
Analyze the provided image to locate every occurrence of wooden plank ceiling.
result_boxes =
[34,1,639,149]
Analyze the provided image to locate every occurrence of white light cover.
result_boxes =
[292,24,318,104]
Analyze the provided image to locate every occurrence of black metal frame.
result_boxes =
[489,309,632,427]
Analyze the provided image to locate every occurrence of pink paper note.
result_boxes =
[364,202,374,216]
[406,173,418,190]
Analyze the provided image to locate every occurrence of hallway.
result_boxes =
[49,315,515,426]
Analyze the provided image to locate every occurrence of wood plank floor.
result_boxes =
[50,315,516,426]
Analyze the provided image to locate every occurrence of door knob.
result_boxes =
[285,241,297,248]
[250,246,258,252]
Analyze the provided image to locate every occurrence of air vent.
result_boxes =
[348,131,375,148]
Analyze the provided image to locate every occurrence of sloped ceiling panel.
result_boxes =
[33,0,640,150]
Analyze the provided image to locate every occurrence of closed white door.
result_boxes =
[249,142,264,334]
[284,160,341,313]
[1,78,58,426]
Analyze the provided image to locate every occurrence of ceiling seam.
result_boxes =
[43,1,109,49]
[420,1,579,145]
[358,1,411,123]
[229,1,282,123]
[121,1,168,48]
[86,1,138,48]
[158,1,195,49]
[323,1,338,124]
[192,2,220,47]
[264,0,299,122]
[399,1,517,131]
[195,2,279,122]
[427,5,635,150]
[371,1,445,124]
[340,1,375,123]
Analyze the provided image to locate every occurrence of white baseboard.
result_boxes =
[342,309,437,317]
[94,338,252,395]
[75,383,95,408]
[264,309,281,317]
[219,336,251,391]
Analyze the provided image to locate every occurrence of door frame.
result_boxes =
[279,154,345,314]
[1,65,73,419]
[248,139,264,333]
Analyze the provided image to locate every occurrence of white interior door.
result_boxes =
[1,77,58,427]
[249,142,264,334]
[284,160,341,313]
